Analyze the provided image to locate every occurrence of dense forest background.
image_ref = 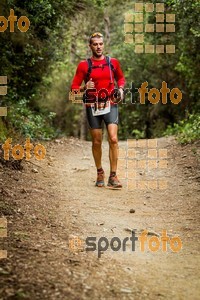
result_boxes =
[0,0,199,143]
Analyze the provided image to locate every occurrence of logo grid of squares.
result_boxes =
[69,89,84,104]
[0,76,7,116]
[0,217,7,259]
[124,2,176,54]
[118,139,168,190]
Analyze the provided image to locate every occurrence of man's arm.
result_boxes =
[113,59,125,89]
[112,59,125,101]
[71,61,87,91]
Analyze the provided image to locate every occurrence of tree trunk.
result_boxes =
[104,15,111,53]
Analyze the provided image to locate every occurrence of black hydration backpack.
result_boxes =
[85,55,116,84]
[83,56,116,105]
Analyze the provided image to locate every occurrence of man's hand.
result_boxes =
[85,78,95,89]
[111,87,124,104]
[118,87,124,101]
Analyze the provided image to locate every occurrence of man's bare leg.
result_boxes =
[90,129,105,187]
[107,124,122,188]
[107,124,119,172]
[90,129,103,169]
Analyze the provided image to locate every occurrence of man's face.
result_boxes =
[89,37,104,58]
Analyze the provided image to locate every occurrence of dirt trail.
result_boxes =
[0,137,199,299]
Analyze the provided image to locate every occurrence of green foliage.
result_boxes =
[131,129,145,139]
[8,99,56,139]
[0,119,8,141]
[165,113,200,144]
[0,0,89,139]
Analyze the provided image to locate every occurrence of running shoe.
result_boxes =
[107,175,122,189]
[95,171,105,187]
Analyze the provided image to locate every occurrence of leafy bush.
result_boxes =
[165,113,200,144]
[8,99,56,139]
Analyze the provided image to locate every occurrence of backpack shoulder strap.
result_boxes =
[85,58,93,83]
[105,55,116,83]
[105,56,115,73]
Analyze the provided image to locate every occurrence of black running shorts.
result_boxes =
[86,104,119,129]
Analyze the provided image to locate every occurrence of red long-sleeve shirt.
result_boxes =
[71,56,125,104]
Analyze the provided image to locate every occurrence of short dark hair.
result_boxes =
[89,32,103,44]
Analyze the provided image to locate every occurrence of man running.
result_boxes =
[71,32,125,189]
